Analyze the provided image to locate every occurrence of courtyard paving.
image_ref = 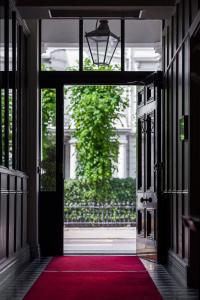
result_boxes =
[64,226,136,254]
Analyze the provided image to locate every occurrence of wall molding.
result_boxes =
[0,167,29,271]
[167,250,189,287]
[0,166,28,178]
[29,244,41,259]
[0,190,28,194]
[0,246,30,290]
[163,190,189,194]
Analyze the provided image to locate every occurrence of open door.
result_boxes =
[136,72,162,262]
[39,86,64,256]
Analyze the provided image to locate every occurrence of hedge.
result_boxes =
[64,177,136,224]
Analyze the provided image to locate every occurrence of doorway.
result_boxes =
[38,18,163,257]
[63,84,137,254]
[39,71,162,259]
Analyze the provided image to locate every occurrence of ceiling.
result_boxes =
[16,0,176,5]
[16,0,176,20]
[42,19,162,45]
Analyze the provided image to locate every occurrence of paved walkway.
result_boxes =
[64,227,136,254]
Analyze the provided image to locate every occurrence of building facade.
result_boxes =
[41,45,161,179]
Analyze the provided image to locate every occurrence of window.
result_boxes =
[40,19,162,72]
[125,20,162,71]
[0,3,27,170]
[83,19,121,71]
[41,20,79,71]
[0,4,5,166]
[40,89,56,191]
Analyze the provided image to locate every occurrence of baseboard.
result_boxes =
[30,243,41,259]
[167,250,189,287]
[0,245,30,290]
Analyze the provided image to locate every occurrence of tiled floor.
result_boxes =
[0,256,198,300]
[141,259,199,300]
[0,258,51,300]
[64,227,136,254]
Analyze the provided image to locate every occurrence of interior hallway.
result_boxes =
[0,256,198,300]
[1,0,200,298]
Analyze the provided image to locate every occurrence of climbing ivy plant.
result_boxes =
[66,59,129,200]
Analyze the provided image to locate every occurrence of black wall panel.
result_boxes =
[22,193,27,246]
[8,194,15,256]
[163,0,200,287]
[16,194,22,251]
[0,1,29,271]
[190,0,199,22]
[0,168,28,261]
[0,194,7,260]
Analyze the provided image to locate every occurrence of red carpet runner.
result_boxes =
[24,256,163,300]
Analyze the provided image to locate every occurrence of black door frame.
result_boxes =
[39,70,164,256]
[39,84,65,256]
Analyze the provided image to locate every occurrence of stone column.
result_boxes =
[69,138,76,179]
[118,136,128,178]
[64,141,70,179]
[128,133,136,179]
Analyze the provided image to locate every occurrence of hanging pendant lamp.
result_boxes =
[85,19,120,66]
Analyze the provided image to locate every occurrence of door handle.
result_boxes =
[140,197,146,203]
[146,197,152,203]
[140,197,152,204]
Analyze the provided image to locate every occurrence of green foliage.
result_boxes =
[40,61,132,209]
[65,177,136,204]
[40,135,56,191]
[66,58,120,72]
[40,88,56,191]
[42,89,56,137]
[0,91,14,167]
[66,59,129,199]
[83,58,120,71]
[64,178,136,223]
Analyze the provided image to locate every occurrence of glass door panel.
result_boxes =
[40,89,56,191]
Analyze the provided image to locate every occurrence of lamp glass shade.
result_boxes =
[85,20,120,66]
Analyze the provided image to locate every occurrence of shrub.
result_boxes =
[66,59,129,201]
[64,177,136,224]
